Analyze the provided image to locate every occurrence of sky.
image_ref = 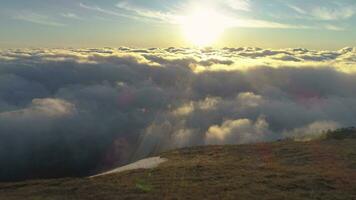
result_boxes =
[1,0,356,49]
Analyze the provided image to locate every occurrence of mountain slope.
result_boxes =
[1,133,356,200]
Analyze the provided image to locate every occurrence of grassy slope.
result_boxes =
[1,137,356,200]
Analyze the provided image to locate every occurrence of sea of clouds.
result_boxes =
[0,46,356,180]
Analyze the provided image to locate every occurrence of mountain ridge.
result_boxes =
[1,130,356,200]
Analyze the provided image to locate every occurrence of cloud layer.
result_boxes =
[0,47,356,181]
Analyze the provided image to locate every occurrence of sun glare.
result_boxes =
[181,8,227,46]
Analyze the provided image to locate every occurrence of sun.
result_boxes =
[181,8,227,46]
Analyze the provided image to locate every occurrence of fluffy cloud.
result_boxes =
[283,121,341,141]
[0,47,356,181]
[205,116,270,145]
[0,98,75,120]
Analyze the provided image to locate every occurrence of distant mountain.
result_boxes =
[1,129,356,200]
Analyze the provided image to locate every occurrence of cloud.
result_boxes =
[311,6,355,21]
[224,0,251,11]
[80,1,310,30]
[116,0,180,24]
[0,47,356,181]
[287,4,307,15]
[323,24,345,31]
[225,18,310,29]
[283,121,341,141]
[288,3,356,21]
[14,12,65,26]
[79,3,135,19]
[5,98,74,117]
[61,13,82,20]
[205,116,270,145]
[0,98,75,130]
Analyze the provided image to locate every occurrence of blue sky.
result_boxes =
[1,0,356,49]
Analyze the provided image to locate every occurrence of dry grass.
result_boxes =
[1,137,356,200]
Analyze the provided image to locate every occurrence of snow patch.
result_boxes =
[91,157,168,177]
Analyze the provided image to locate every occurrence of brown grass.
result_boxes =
[1,138,356,200]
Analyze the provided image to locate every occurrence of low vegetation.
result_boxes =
[1,129,356,200]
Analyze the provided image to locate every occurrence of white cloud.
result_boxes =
[224,0,251,11]
[116,1,181,24]
[61,13,82,20]
[79,1,309,29]
[323,24,345,31]
[205,116,270,145]
[283,121,341,141]
[0,98,75,133]
[0,98,75,120]
[288,4,307,15]
[236,92,264,108]
[14,12,65,26]
[79,3,134,19]
[289,4,356,21]
[311,6,355,21]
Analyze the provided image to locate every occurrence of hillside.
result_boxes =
[1,131,356,200]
